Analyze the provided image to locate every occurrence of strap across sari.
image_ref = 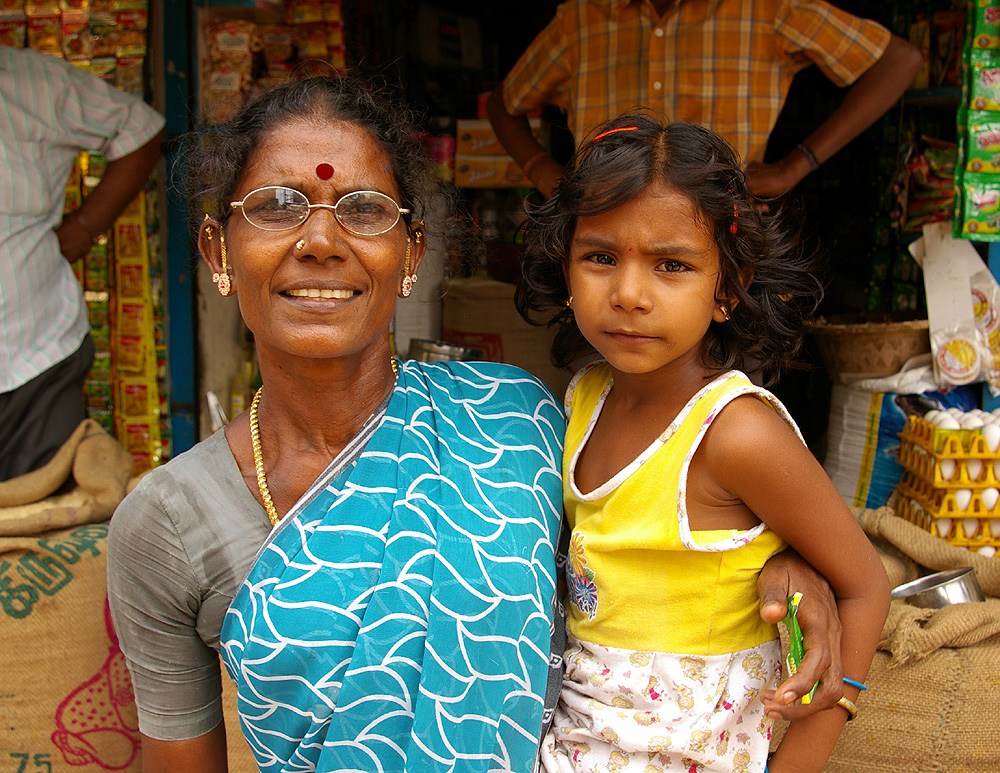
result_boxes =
[221,360,565,773]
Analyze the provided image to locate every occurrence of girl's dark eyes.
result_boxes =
[658,260,688,273]
[582,252,616,265]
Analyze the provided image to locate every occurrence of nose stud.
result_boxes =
[295,239,306,251]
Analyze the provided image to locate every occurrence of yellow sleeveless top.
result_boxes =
[563,364,799,656]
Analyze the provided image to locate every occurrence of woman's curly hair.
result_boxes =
[516,113,825,386]
[179,72,436,235]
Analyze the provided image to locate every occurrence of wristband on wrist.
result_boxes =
[521,151,549,180]
[796,142,821,171]
[837,695,858,721]
[842,677,868,691]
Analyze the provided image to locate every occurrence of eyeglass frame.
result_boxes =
[228,185,412,236]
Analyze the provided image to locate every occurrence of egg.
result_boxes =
[947,407,964,417]
[991,519,1000,538]
[939,458,957,481]
[982,487,999,510]
[954,489,973,511]
[968,458,984,481]
[983,423,1000,453]
[977,546,996,558]
[961,414,985,430]
[923,409,941,424]
[937,415,961,430]
[963,518,980,538]
[936,517,952,537]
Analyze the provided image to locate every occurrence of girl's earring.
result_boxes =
[401,238,418,297]
[565,295,573,308]
[719,304,730,322]
[213,230,233,296]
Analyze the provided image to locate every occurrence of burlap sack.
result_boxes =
[772,643,1000,772]
[0,522,142,771]
[0,420,134,537]
[772,506,1000,771]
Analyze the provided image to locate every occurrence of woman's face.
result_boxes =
[204,116,423,364]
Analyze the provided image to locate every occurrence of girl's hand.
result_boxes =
[756,548,844,720]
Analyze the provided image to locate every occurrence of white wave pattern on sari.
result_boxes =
[221,361,565,773]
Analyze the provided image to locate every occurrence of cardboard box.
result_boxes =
[455,117,542,156]
[454,155,533,188]
[441,276,567,396]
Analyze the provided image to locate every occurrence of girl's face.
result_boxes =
[566,180,729,377]
[201,116,423,365]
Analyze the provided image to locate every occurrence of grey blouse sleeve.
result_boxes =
[107,471,226,741]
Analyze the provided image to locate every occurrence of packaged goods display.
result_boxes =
[0,0,149,91]
[198,0,345,125]
[955,1,1000,239]
[895,410,1000,555]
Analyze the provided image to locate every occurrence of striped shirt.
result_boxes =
[502,0,890,163]
[0,46,164,391]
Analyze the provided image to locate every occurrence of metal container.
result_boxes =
[890,567,985,608]
[406,339,483,362]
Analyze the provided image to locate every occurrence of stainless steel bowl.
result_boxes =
[890,567,985,608]
[406,339,484,362]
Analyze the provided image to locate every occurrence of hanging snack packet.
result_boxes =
[783,592,819,705]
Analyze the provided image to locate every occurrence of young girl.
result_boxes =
[517,115,890,773]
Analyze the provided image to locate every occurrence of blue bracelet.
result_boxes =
[843,677,868,691]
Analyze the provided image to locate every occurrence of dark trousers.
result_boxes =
[0,335,94,481]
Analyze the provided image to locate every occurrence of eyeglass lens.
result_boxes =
[239,187,402,234]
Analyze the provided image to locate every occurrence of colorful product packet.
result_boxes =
[783,592,818,705]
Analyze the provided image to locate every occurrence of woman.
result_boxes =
[107,75,842,773]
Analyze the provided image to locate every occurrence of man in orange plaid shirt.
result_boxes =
[487,0,921,198]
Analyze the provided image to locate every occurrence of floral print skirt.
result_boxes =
[540,633,781,773]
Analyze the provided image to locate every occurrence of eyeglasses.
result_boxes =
[229,186,410,235]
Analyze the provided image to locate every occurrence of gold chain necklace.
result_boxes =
[249,358,399,527]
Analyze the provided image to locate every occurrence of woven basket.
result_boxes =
[810,316,930,384]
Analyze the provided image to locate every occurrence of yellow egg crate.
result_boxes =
[896,415,1000,487]
[895,487,1000,550]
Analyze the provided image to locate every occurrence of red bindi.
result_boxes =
[316,163,334,180]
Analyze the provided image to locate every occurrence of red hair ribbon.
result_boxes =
[730,202,738,235]
[592,126,640,142]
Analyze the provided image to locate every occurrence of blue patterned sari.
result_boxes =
[221,360,564,773]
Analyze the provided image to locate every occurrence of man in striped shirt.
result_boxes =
[0,45,164,480]
[487,0,921,199]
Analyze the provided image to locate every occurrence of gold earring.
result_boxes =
[719,305,730,321]
[401,238,417,297]
[565,295,573,308]
[213,230,232,296]
[204,214,214,241]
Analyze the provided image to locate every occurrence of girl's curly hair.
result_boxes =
[180,72,436,235]
[516,113,825,386]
